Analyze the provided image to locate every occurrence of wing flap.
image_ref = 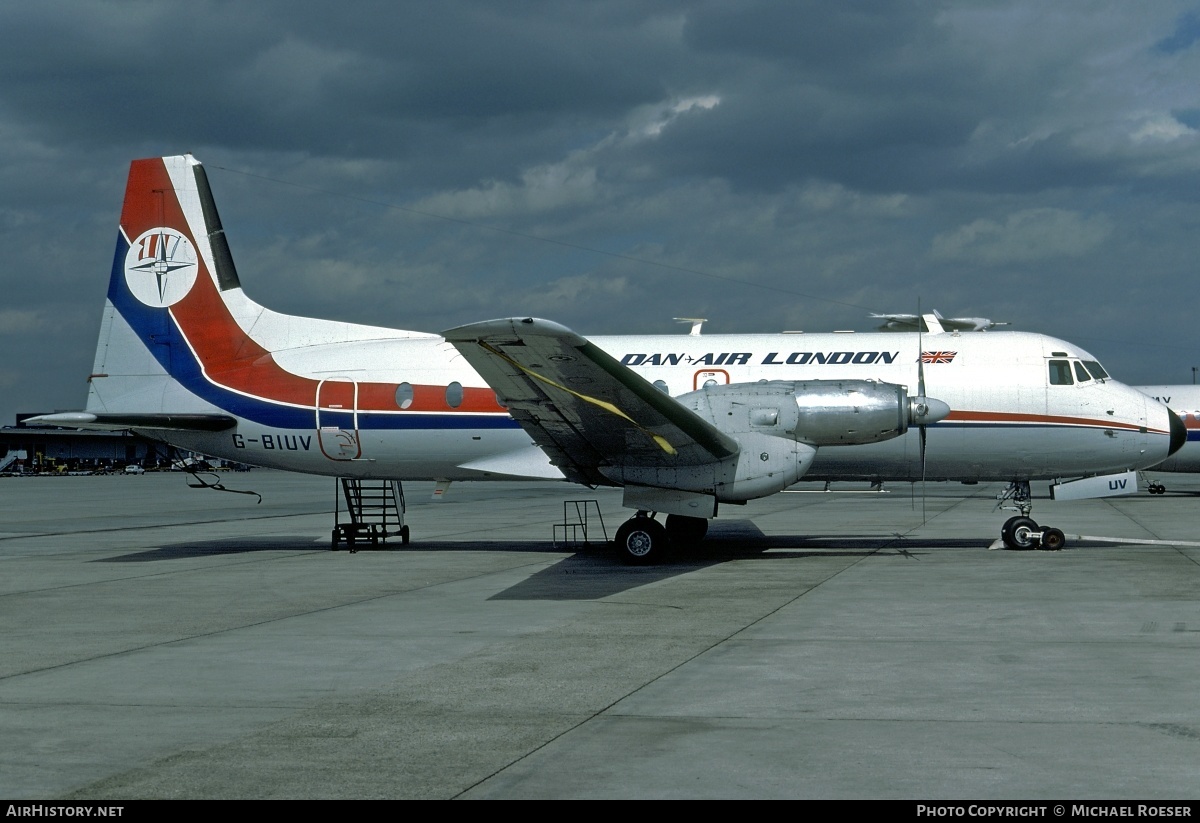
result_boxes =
[444,318,738,486]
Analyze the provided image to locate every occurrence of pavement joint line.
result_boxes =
[0,554,557,684]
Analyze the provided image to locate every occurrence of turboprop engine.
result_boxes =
[679,379,949,446]
[675,380,949,502]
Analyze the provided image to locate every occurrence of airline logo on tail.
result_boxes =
[124,227,198,307]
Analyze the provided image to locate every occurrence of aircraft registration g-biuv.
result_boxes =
[29,155,1187,560]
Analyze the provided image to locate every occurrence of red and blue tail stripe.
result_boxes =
[106,156,514,432]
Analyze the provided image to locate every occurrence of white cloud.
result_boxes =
[1131,113,1196,143]
[930,208,1112,264]
[0,309,44,335]
[528,274,630,310]
[415,163,599,220]
[796,181,911,218]
[630,95,720,139]
[409,93,720,220]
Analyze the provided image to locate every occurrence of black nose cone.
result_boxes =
[1168,409,1188,456]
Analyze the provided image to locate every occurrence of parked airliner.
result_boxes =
[1135,386,1200,490]
[28,156,1186,560]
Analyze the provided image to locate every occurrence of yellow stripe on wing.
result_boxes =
[480,341,677,456]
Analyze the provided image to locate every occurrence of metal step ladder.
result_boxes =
[553,499,608,549]
[332,478,409,551]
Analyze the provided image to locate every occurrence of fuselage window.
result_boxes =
[1083,360,1109,380]
[1048,360,1074,386]
[445,381,463,409]
[1073,361,1092,383]
[653,380,670,395]
[395,382,414,409]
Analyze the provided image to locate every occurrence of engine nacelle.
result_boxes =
[608,381,949,509]
[676,379,939,447]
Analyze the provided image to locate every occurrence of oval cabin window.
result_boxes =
[395,382,414,410]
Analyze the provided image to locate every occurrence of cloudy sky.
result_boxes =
[3,1,1200,424]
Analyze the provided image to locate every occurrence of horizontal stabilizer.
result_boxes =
[23,412,238,432]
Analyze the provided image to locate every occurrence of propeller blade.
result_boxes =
[920,417,928,523]
[918,299,926,523]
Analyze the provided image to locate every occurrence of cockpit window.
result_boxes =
[1048,360,1074,385]
[1073,361,1092,383]
[1083,360,1109,380]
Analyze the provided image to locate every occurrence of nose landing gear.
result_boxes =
[1000,516,1065,550]
[997,481,1066,551]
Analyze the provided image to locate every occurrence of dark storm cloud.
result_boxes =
[1155,10,1200,53]
[0,2,683,185]
[2,1,1200,424]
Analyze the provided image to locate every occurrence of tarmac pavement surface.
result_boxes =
[1,469,1198,799]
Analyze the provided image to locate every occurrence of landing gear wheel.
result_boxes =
[615,516,670,565]
[1149,483,1166,495]
[664,515,708,548]
[1039,527,1066,551]
[331,529,339,551]
[1001,516,1039,550]
[400,524,410,545]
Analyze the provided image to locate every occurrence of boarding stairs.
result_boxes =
[331,478,409,551]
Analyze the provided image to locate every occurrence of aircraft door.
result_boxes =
[316,378,362,461]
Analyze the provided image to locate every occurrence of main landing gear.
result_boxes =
[995,480,1066,551]
[613,512,709,564]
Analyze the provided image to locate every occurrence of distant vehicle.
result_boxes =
[124,464,145,475]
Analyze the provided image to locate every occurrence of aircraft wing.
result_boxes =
[443,318,739,487]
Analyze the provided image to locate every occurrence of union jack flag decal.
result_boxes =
[920,351,957,364]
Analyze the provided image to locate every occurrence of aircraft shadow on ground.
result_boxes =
[99,534,607,562]
[489,520,993,601]
[99,536,335,562]
[96,521,993,607]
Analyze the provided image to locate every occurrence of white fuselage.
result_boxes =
[128,323,1172,484]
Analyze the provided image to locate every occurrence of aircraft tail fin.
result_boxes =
[84,154,263,419]
[40,154,437,435]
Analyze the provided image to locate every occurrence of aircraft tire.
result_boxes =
[1039,527,1066,551]
[400,525,410,545]
[615,516,669,565]
[1001,516,1038,550]
[664,514,708,548]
